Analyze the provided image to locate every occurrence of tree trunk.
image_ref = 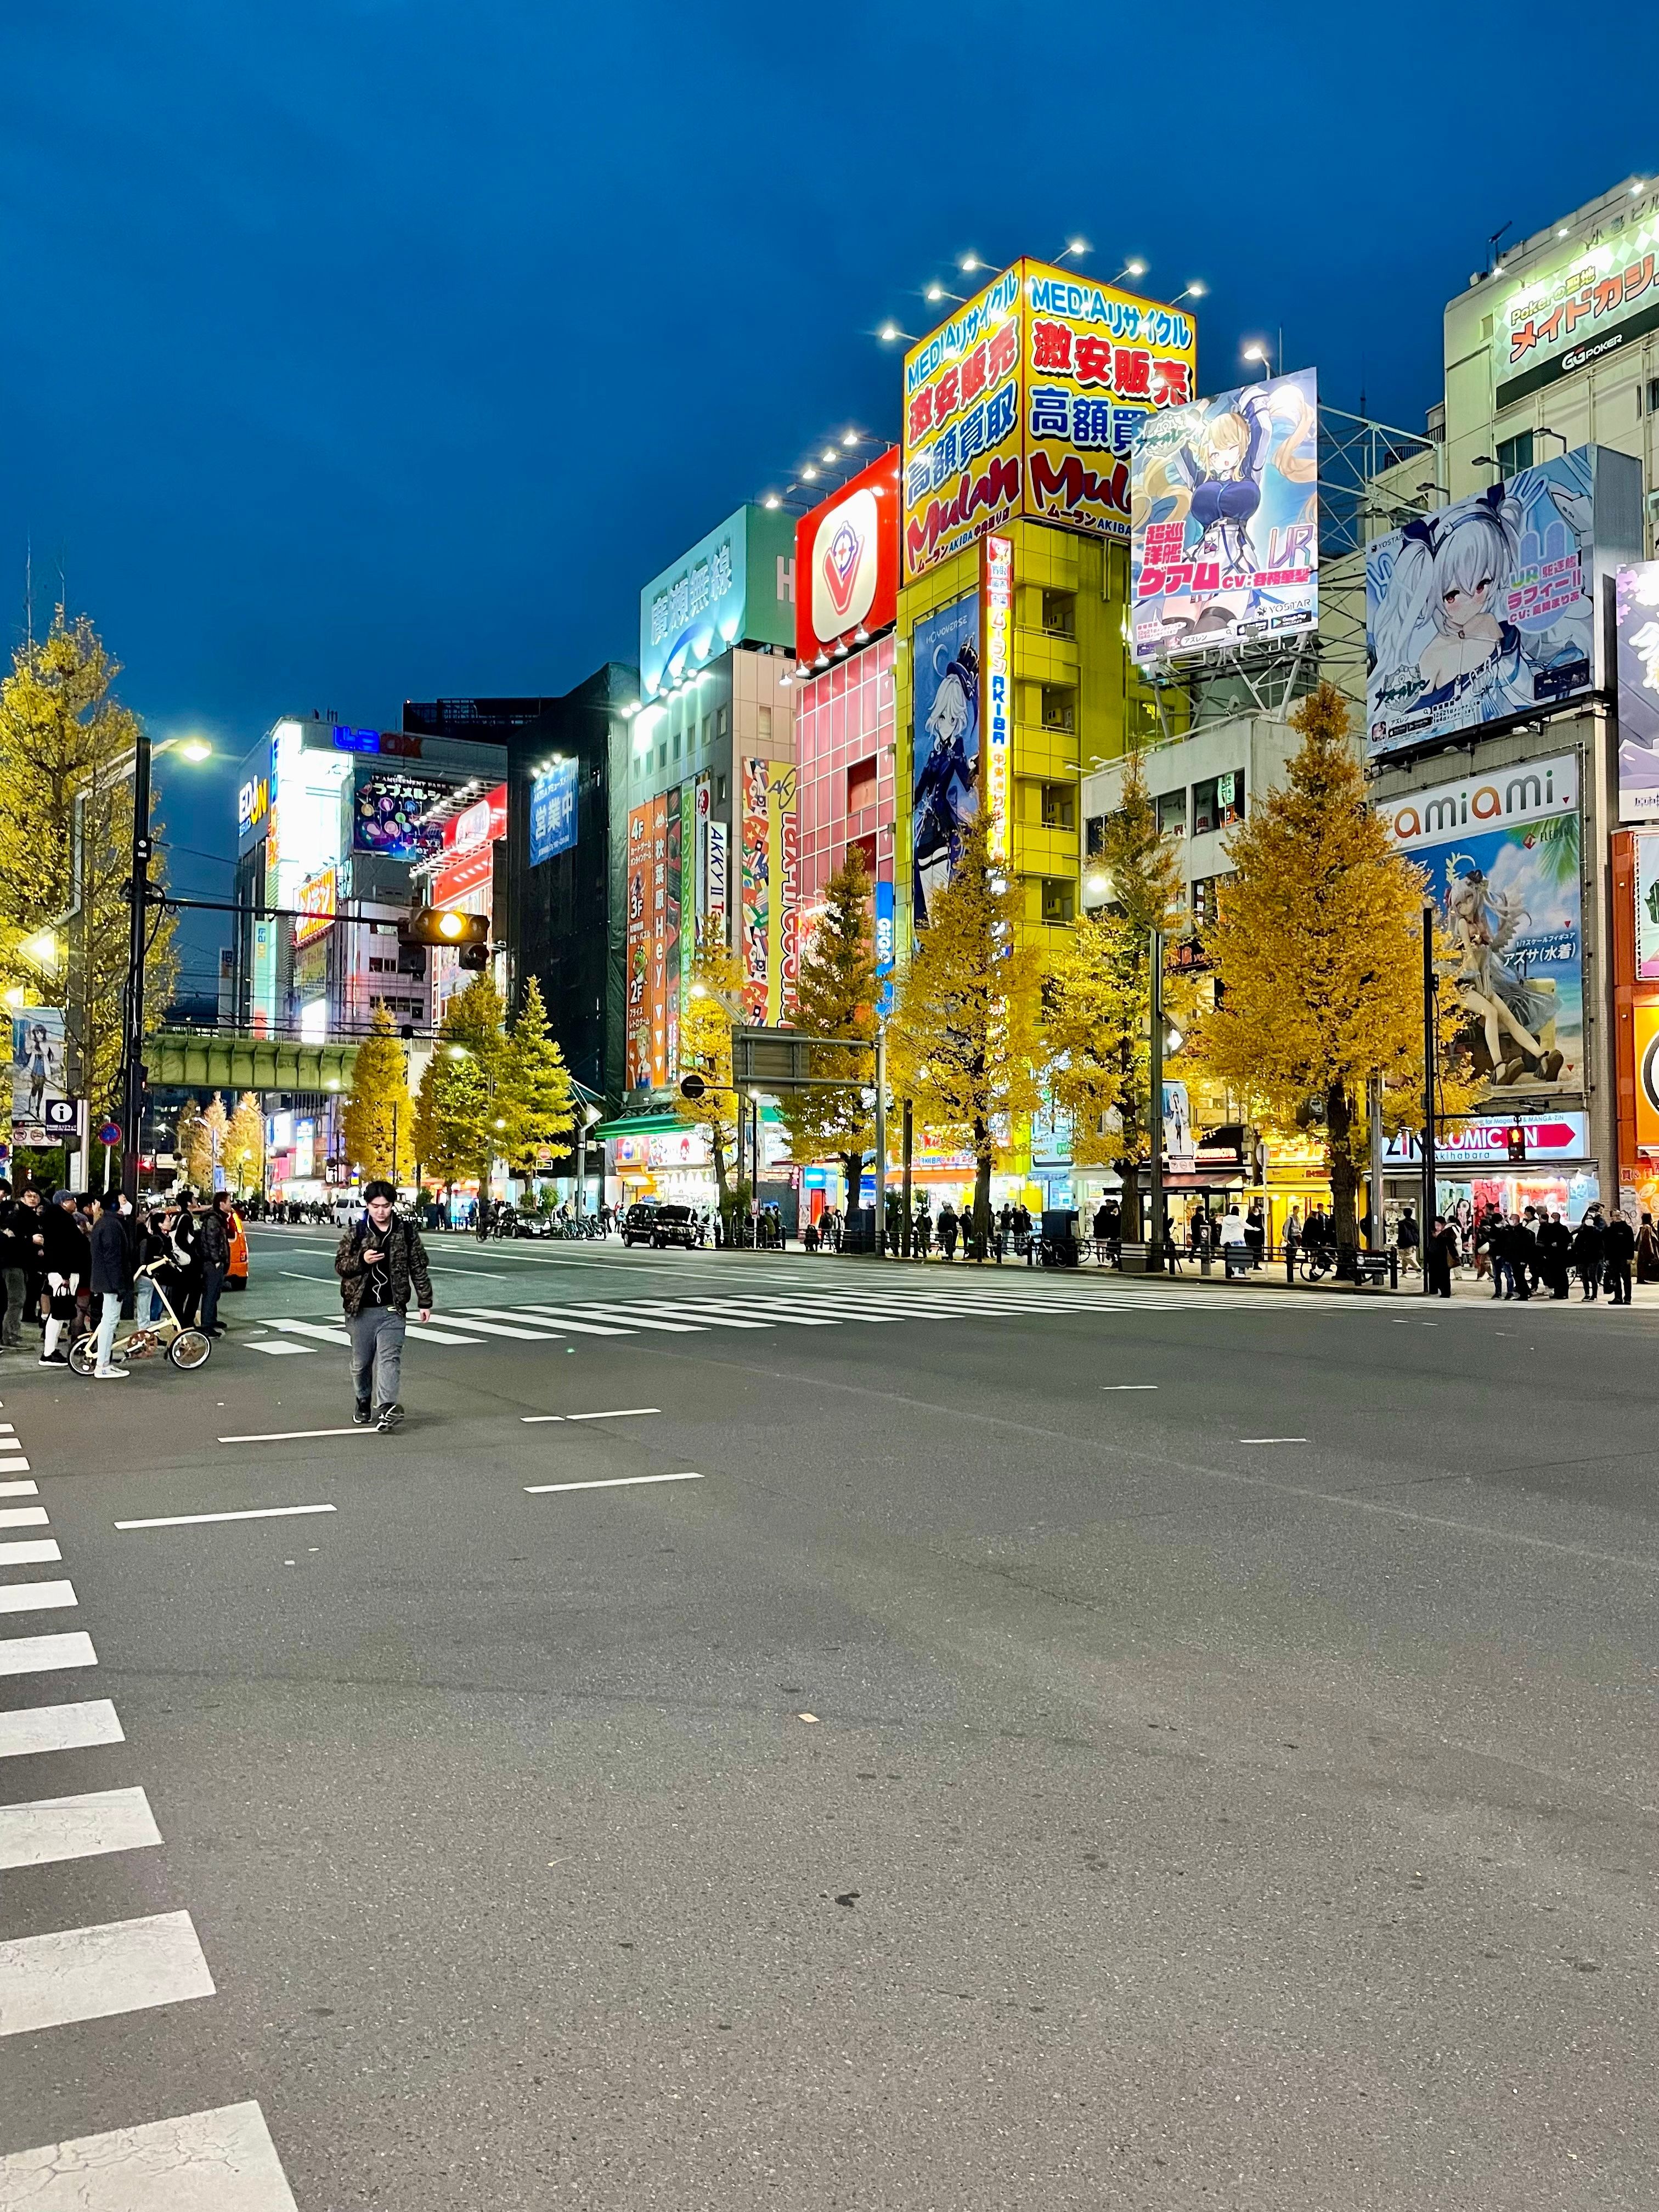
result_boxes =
[841,1150,864,1218]
[712,1129,729,1207]
[1326,1082,1360,1279]
[1116,1150,1144,1242]
[972,1120,993,1261]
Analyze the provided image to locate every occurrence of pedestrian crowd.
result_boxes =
[1410,1200,1639,1302]
[0,1180,235,1375]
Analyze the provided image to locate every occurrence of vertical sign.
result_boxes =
[625,806,650,1087]
[692,774,710,946]
[665,792,682,1081]
[650,794,668,1088]
[874,879,895,1019]
[981,534,1013,859]
[767,763,800,1025]
[680,782,696,1007]
[707,817,729,949]
[740,758,771,1020]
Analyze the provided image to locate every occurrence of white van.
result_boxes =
[334,1194,363,1228]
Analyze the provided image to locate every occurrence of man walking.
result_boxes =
[336,1178,433,1432]
[1604,1208,1636,1306]
[88,1193,133,1379]
[1425,1213,1457,1299]
[0,1181,27,1351]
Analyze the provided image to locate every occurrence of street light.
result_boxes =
[1242,341,1271,379]
[121,732,214,1199]
[1113,258,1147,284]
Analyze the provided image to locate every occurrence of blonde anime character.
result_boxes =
[1442,856,1565,1087]
[1133,376,1317,572]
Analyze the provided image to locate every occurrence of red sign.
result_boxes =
[795,447,900,664]
[432,783,507,908]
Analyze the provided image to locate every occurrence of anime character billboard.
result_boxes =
[1615,559,1659,821]
[1130,366,1319,662]
[1378,755,1582,1096]
[10,1007,68,1146]
[1365,450,1596,758]
[911,592,980,929]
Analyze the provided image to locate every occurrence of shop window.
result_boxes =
[715,775,727,804]
[716,706,730,740]
[1190,874,1232,927]
[1040,783,1075,830]
[1042,589,1075,637]
[847,757,878,814]
[1085,812,1106,857]
[1156,788,1187,837]
[673,730,682,760]
[657,742,667,770]
[758,707,772,741]
[1497,430,1533,477]
[850,831,878,874]
[1040,684,1075,732]
[1040,878,1075,923]
[1647,376,1659,415]
[1192,770,1244,835]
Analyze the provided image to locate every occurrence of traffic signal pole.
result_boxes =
[1147,928,1166,1274]
[1421,900,1436,1297]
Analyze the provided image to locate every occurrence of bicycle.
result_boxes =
[68,1265,212,1377]
[1296,1243,1335,1284]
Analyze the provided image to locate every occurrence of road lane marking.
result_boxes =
[0,2099,300,2211]
[262,1318,352,1347]
[247,1342,313,1356]
[0,1456,32,1474]
[1102,1384,1159,1391]
[548,1305,708,1333]
[0,1699,123,1759]
[1239,1437,1308,1444]
[0,1784,161,1871]
[524,1470,703,1494]
[0,1538,61,1567]
[222,1425,368,1442]
[0,1629,95,1674]
[477,1305,631,1336]
[517,1407,663,1424]
[118,1503,338,1528]
[0,1909,213,2036]
[0,1504,49,1529]
[279,1269,333,1282]
[0,1479,38,1496]
[629,1302,772,1329]
[444,1310,577,1340]
[407,1321,488,1344]
[0,1578,76,1616]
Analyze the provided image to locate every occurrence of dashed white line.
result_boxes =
[221,1426,368,1442]
[117,1503,338,1531]
[0,1578,76,1616]
[0,1909,213,2036]
[524,1470,703,1495]
[520,1407,662,1424]
[0,1629,97,1675]
[1239,1437,1308,1444]
[0,1785,162,1871]
[0,1699,124,1759]
[1101,1384,1159,1391]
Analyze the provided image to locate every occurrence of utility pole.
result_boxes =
[120,726,153,1202]
[1147,926,1166,1273]
[873,1029,887,1257]
[901,1098,913,1257]
[1420,899,1436,1297]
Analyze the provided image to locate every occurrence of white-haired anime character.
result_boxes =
[1442,855,1565,1088]
[1370,476,1593,738]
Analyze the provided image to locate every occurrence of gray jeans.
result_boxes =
[348,1306,406,1410]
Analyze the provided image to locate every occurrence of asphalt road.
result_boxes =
[0,1224,1654,2210]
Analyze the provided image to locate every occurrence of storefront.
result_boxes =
[1385,1113,1600,1233]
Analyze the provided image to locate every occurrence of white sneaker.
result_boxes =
[93,1367,129,1380]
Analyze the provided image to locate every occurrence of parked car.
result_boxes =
[620,1201,659,1248]
[651,1203,703,1250]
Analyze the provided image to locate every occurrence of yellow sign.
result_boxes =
[901,260,1198,582]
[292,866,338,948]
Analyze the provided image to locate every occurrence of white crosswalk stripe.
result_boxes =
[0,1419,300,2205]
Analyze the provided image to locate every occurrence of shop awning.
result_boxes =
[591,1110,685,1140]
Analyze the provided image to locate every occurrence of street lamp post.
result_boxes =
[1147,927,1166,1273]
[1421,900,1437,1297]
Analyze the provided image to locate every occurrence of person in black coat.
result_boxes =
[1603,1210,1636,1305]
[87,1193,133,1378]
[1425,1214,1458,1297]
[1571,1210,1605,1301]
[38,1189,88,1364]
[1537,1211,1571,1299]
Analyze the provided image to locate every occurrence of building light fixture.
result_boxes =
[763,494,781,509]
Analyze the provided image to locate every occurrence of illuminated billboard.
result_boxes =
[351,769,453,860]
[1376,754,1582,1097]
[625,806,650,1088]
[901,261,1198,582]
[795,448,900,664]
[292,867,337,947]
[981,535,1013,859]
[911,591,979,927]
[529,759,578,865]
[1616,560,1659,821]
[640,505,797,701]
[738,759,799,1023]
[1365,448,1603,758]
[1494,204,1659,410]
[434,782,507,905]
[1130,366,1318,662]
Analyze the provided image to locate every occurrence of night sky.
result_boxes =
[2,3,1650,994]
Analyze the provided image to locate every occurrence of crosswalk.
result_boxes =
[241,1274,1357,1364]
[0,1411,300,2208]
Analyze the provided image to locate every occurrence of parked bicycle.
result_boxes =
[68,1264,211,1376]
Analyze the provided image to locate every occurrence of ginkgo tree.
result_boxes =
[885,814,1044,1258]
[774,847,878,1207]
[1194,681,1476,1264]
[675,927,746,1223]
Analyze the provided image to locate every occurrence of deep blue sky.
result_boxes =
[2,3,1652,991]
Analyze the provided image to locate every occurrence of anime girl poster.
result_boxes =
[911,592,980,928]
[1366,449,1596,757]
[10,1006,67,1146]
[1614,558,1659,821]
[1130,366,1318,662]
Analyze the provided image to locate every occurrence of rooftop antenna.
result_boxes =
[1487,219,1513,274]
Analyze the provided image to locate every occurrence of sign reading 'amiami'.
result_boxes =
[1376,752,1578,851]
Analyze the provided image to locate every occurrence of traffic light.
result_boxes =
[1505,1122,1526,1162]
[398,908,490,969]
